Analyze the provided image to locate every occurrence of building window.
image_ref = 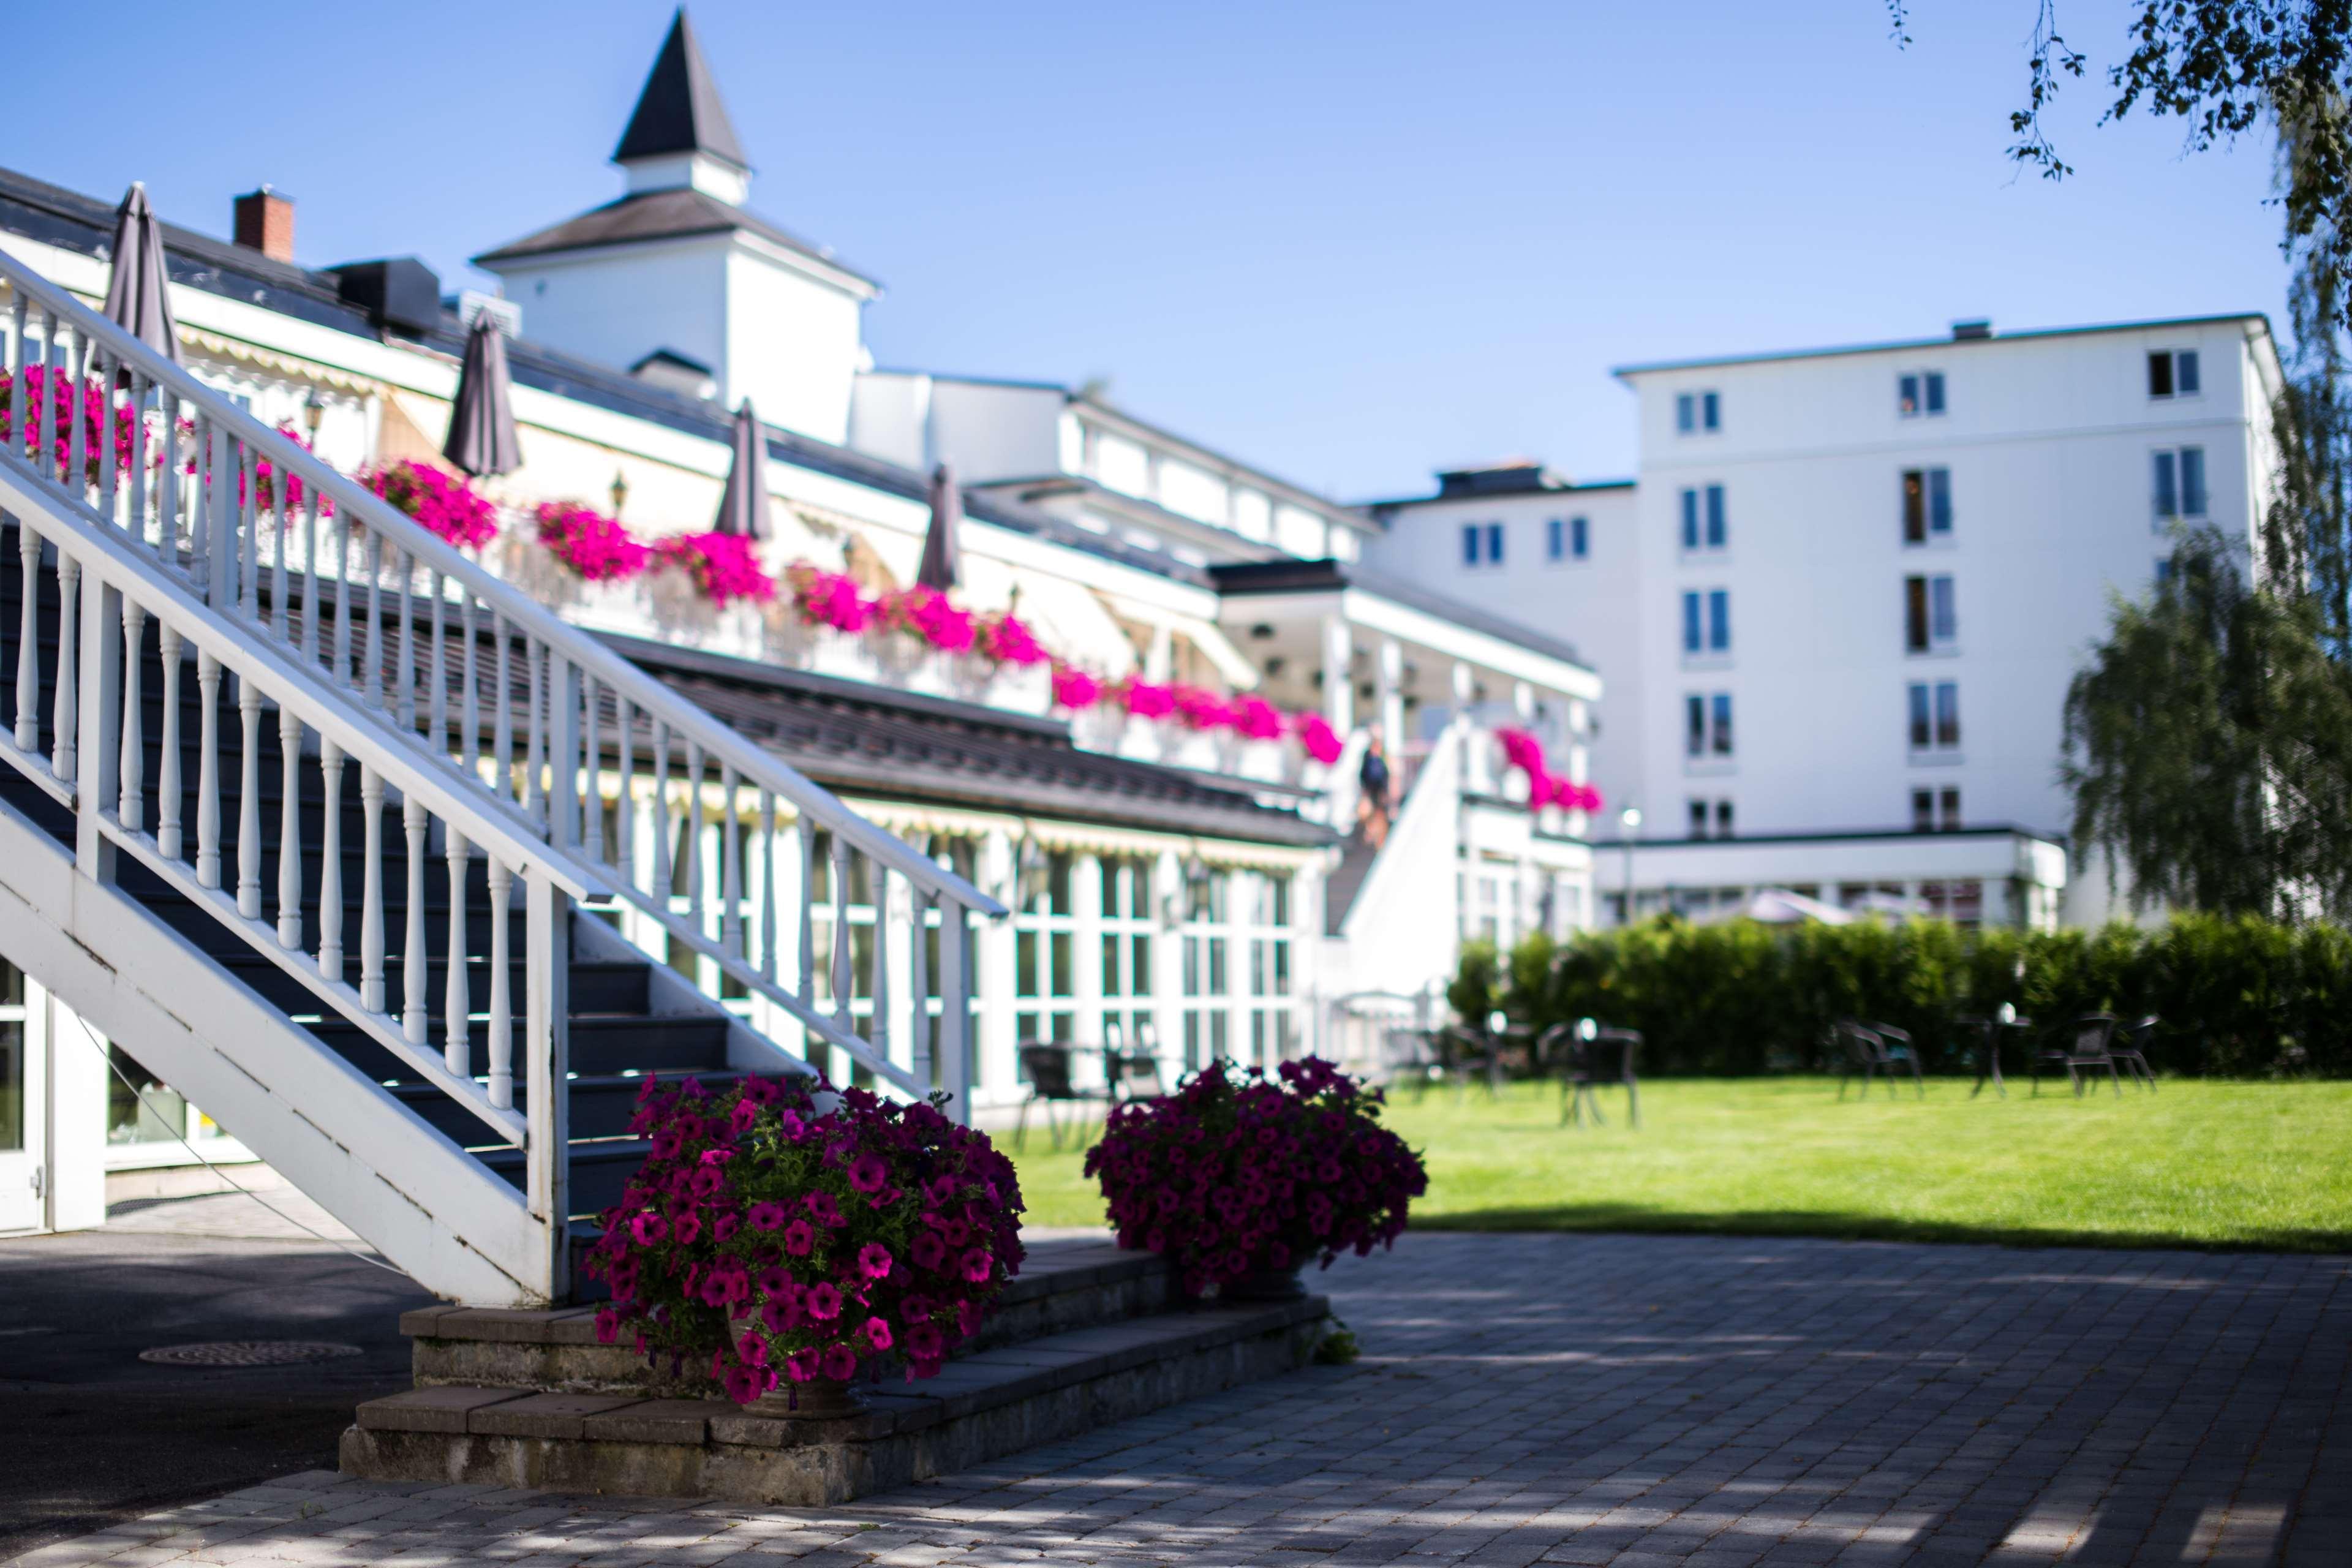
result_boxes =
[1682,589,1732,654]
[1912,786,1962,832]
[1178,866,1231,1072]
[1243,872,1298,1067]
[1716,800,1735,837]
[1901,467,1953,543]
[2149,349,2201,399]
[2153,448,2208,522]
[1676,390,1721,434]
[1548,515,1589,562]
[1908,681,1959,750]
[1904,575,1956,653]
[1487,521,1504,564]
[1690,798,1735,839]
[1899,371,1947,418]
[1461,523,1479,566]
[1012,848,1077,1060]
[1687,693,1733,756]
[1097,856,1156,1058]
[1679,484,1727,551]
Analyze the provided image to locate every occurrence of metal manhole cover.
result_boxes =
[138,1340,364,1367]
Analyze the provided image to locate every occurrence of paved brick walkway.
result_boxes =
[15,1234,2348,1567]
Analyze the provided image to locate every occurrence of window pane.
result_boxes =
[1462,524,1479,565]
[2149,352,2173,398]
[1547,517,1562,560]
[1716,801,1735,837]
[1016,930,1039,997]
[1050,932,1072,997]
[1487,522,1504,563]
[1207,938,1227,994]
[1930,577,1956,642]
[1940,787,1961,829]
[1711,693,1733,755]
[1928,468,1951,533]
[1908,684,1931,747]
[1902,470,1925,543]
[2180,447,2207,516]
[1101,934,1122,996]
[1702,391,1719,430]
[1683,592,1701,652]
[1913,790,1935,832]
[1905,576,1929,651]
[1899,374,1919,416]
[1676,393,1694,432]
[1936,682,1960,747]
[1689,799,1708,838]
[1679,488,1698,549]
[1686,694,1704,755]
[1705,484,1725,547]
[1708,590,1730,650]
[1572,516,1589,557]
[2177,351,2200,395]
[2154,450,2179,518]
[1924,372,1945,414]
[1131,935,1152,995]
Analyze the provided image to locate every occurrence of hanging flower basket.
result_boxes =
[582,1074,1026,1408]
[360,459,498,549]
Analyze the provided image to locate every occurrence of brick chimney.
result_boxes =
[232,187,295,263]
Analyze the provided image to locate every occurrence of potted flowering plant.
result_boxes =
[656,530,775,608]
[583,1073,1025,1414]
[537,501,652,583]
[361,459,499,548]
[1085,1058,1427,1300]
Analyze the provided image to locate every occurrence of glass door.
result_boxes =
[0,961,43,1232]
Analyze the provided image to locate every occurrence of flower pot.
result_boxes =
[868,627,928,682]
[745,1376,867,1420]
[1221,1262,1307,1303]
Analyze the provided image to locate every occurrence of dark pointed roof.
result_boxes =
[612,9,748,170]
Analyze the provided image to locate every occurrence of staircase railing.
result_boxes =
[0,246,1003,1118]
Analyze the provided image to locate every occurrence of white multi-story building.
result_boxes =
[1368,315,2283,928]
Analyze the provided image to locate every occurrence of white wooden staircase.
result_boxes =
[0,247,1001,1305]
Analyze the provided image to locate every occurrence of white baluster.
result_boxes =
[910,886,933,1089]
[486,856,513,1109]
[684,742,705,931]
[445,829,470,1076]
[524,641,546,820]
[797,816,818,1011]
[872,866,891,1062]
[127,374,149,546]
[583,677,603,862]
[318,739,344,982]
[720,763,740,956]
[460,596,479,775]
[403,794,428,1045]
[301,491,322,667]
[333,523,352,687]
[15,522,38,751]
[428,572,447,752]
[195,651,221,887]
[156,625,183,858]
[360,765,385,1011]
[493,612,513,801]
[277,705,302,949]
[651,721,671,897]
[759,789,777,984]
[395,552,416,731]
[270,470,288,637]
[831,835,852,1033]
[118,604,145,832]
[51,553,77,785]
[236,678,262,919]
[239,445,258,619]
[364,533,385,709]
[938,902,971,1118]
[616,696,635,880]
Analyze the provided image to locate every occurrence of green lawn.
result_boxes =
[1006,1077,2352,1253]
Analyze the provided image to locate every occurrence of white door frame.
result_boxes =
[0,964,46,1232]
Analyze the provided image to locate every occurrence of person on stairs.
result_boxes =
[1357,726,1395,850]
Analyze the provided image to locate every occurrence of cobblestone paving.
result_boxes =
[16,1234,2348,1567]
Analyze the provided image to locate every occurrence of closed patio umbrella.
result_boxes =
[442,310,522,477]
[917,461,961,592]
[100,183,180,364]
[712,399,771,538]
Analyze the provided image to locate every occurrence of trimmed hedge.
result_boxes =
[1451,914,2352,1078]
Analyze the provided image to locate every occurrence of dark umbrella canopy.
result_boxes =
[101,183,181,364]
[442,311,523,477]
[712,399,772,538]
[917,461,961,592]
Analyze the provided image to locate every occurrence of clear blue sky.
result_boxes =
[9,2,2285,500]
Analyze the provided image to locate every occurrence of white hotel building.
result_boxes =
[1366,315,2284,930]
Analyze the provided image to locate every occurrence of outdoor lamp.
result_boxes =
[1998,1001,2016,1024]
[1620,806,1643,832]
[1487,1009,1507,1036]
[1576,1017,1598,1042]
[610,469,630,518]
[302,393,325,435]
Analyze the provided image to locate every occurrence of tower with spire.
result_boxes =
[474,8,878,446]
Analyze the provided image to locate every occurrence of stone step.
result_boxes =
[341,1292,1329,1506]
[399,1238,1182,1394]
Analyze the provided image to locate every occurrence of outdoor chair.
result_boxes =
[1954,1014,2002,1098]
[1432,1025,1501,1101]
[2111,1014,2160,1091]
[1014,1042,1111,1150]
[1834,1020,1923,1101]
[1559,1021,1641,1128]
[2030,1013,2124,1098]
